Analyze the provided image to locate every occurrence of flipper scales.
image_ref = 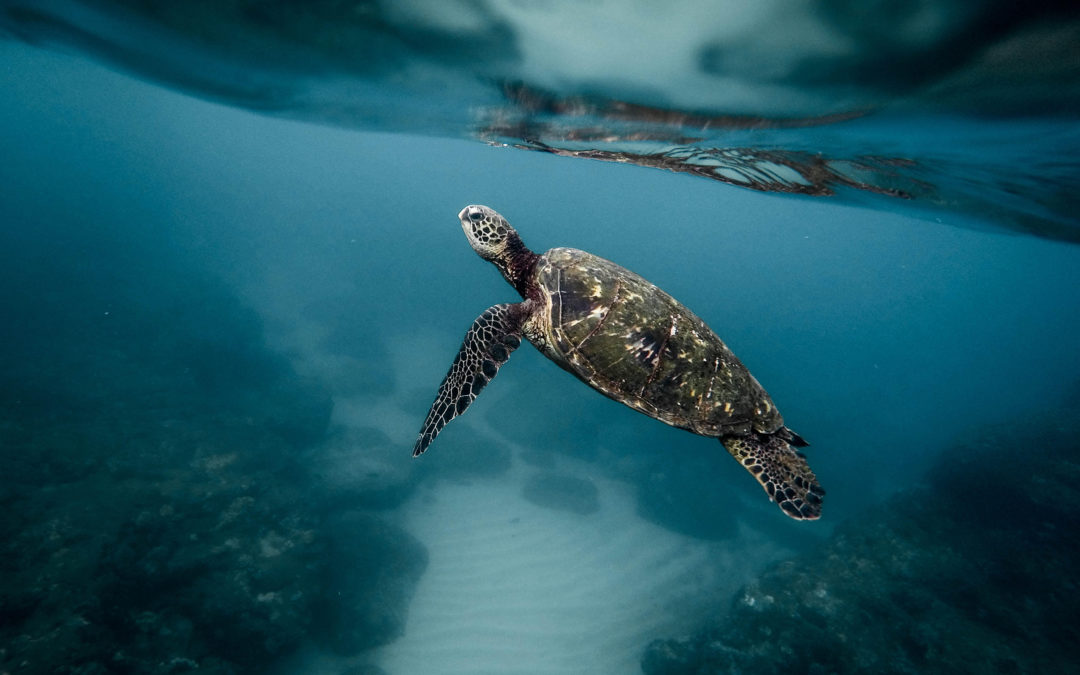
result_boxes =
[722,431,825,520]
[412,303,525,457]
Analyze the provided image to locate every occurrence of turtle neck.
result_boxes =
[495,232,541,298]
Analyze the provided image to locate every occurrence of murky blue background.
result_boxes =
[2,8,1079,673]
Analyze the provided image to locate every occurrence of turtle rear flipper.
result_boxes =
[413,302,526,457]
[723,432,825,520]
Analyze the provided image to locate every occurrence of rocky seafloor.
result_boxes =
[0,254,430,674]
[641,387,1080,675]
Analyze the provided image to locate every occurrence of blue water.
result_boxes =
[2,7,1080,674]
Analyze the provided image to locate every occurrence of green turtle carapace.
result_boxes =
[413,205,824,520]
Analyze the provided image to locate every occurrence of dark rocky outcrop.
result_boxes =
[316,513,429,655]
[642,413,1080,674]
[0,371,429,675]
[0,248,426,673]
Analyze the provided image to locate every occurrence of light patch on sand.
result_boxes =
[374,473,701,673]
[368,418,788,675]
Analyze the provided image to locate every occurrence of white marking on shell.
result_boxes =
[704,357,721,404]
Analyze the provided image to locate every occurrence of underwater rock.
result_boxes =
[316,512,429,655]
[0,244,340,673]
[309,425,420,510]
[641,418,1080,674]
[521,471,600,516]
[97,483,325,671]
[0,450,325,674]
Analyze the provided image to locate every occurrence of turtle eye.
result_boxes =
[469,211,484,221]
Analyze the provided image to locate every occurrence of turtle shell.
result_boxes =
[535,247,783,437]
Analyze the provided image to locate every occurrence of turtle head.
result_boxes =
[459,205,518,261]
[458,204,538,294]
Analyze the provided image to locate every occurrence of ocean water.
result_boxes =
[1,3,1079,674]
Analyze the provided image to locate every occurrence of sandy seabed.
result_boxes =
[282,330,797,675]
[373,425,788,675]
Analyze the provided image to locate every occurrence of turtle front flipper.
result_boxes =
[413,303,526,457]
[722,432,825,520]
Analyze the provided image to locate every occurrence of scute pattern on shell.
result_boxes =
[538,248,783,437]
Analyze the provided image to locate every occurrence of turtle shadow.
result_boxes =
[521,471,600,516]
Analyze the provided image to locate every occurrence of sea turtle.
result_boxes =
[412,205,825,520]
